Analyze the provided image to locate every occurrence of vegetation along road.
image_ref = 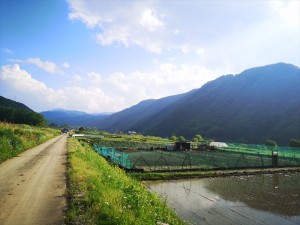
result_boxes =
[0,134,67,225]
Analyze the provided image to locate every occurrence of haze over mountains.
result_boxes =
[40,109,110,127]
[2,63,300,145]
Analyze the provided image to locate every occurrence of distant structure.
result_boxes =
[128,131,137,135]
[174,142,191,151]
[61,128,68,134]
[209,142,228,148]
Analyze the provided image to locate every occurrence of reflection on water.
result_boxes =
[147,173,300,225]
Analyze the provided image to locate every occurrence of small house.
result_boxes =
[175,142,191,151]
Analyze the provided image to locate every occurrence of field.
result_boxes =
[0,122,60,163]
[92,139,300,171]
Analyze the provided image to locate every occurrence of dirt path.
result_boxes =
[0,134,67,225]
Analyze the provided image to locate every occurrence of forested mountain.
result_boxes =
[97,90,196,132]
[0,96,46,126]
[98,63,300,145]
[41,109,110,127]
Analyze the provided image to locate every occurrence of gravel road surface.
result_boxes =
[0,134,67,225]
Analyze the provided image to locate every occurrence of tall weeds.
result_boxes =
[0,122,60,162]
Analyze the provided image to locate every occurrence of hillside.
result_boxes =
[97,90,196,132]
[0,96,46,126]
[41,109,110,127]
[99,63,300,145]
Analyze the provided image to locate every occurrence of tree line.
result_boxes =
[0,106,47,126]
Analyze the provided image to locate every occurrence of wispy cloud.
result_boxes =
[62,62,70,69]
[2,48,14,54]
[9,58,63,74]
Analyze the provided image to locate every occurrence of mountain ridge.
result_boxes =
[98,62,300,144]
[40,109,110,127]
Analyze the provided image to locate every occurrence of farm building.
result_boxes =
[175,142,191,151]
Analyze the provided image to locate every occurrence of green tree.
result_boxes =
[289,139,300,147]
[79,127,85,132]
[194,134,204,142]
[265,139,277,147]
[177,136,186,142]
[170,135,177,141]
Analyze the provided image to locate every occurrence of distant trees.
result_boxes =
[265,139,277,147]
[79,127,85,132]
[265,139,277,151]
[177,136,186,142]
[0,106,47,126]
[289,139,300,147]
[194,134,204,142]
[170,135,177,141]
[169,135,186,142]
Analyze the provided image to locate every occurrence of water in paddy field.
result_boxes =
[146,173,300,225]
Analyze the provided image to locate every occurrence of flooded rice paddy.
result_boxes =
[147,173,300,225]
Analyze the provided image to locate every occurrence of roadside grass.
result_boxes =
[66,138,185,225]
[0,122,60,163]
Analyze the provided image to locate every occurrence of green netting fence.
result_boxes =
[93,142,300,171]
[222,143,300,158]
[94,139,170,150]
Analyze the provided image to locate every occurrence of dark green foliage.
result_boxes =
[170,135,177,141]
[177,136,186,142]
[265,139,277,147]
[194,134,204,142]
[0,96,47,126]
[289,139,300,147]
[79,127,85,132]
[0,128,24,161]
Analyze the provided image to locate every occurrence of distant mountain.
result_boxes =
[0,96,46,126]
[41,109,110,127]
[99,63,300,145]
[97,90,197,132]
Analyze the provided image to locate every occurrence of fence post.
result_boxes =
[272,151,278,167]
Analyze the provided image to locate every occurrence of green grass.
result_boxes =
[0,122,60,163]
[66,138,185,225]
[88,132,173,150]
[129,167,300,181]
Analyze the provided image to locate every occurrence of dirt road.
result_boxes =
[0,134,67,225]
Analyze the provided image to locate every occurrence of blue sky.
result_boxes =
[1,0,299,113]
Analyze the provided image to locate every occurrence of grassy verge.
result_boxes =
[0,122,60,163]
[66,138,185,225]
[129,167,300,181]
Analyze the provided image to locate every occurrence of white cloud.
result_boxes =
[0,64,122,112]
[27,58,58,73]
[196,48,205,56]
[67,0,299,69]
[68,0,169,53]
[0,63,218,113]
[87,72,102,85]
[9,58,59,74]
[268,0,300,26]
[140,9,164,31]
